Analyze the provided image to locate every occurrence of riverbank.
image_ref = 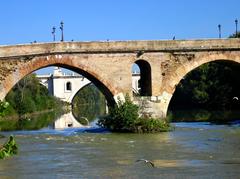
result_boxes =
[0,110,64,131]
[0,109,56,121]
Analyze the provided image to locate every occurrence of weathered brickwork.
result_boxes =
[0,39,240,117]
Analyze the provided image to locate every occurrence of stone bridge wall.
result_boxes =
[0,39,239,117]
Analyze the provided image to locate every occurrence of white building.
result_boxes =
[37,67,140,103]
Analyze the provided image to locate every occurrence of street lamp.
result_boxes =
[218,24,221,39]
[52,26,56,41]
[235,19,238,37]
[60,21,64,42]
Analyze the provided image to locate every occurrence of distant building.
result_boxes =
[37,67,141,103]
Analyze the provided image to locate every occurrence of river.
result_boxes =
[0,117,239,178]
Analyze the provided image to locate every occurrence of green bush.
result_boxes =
[98,95,171,133]
[134,117,172,133]
[98,95,139,132]
[0,135,18,159]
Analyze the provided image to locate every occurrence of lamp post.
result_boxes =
[235,19,238,37]
[60,21,64,42]
[52,26,56,41]
[218,24,221,39]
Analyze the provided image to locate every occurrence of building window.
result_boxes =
[66,82,72,91]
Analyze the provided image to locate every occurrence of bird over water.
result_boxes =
[135,159,155,167]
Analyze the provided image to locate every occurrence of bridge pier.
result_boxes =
[133,92,172,118]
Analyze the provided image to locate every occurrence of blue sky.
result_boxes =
[1,0,239,74]
[1,0,239,44]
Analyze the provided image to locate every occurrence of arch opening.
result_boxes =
[72,83,106,124]
[167,60,240,123]
[52,64,115,106]
[3,64,111,130]
[132,60,152,96]
[3,63,116,107]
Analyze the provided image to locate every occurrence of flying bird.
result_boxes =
[135,159,155,167]
[233,97,239,100]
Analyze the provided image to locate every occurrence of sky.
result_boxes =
[0,0,239,74]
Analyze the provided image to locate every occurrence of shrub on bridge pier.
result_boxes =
[98,95,171,133]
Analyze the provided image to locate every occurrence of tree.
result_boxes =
[72,84,106,122]
[229,31,240,38]
[5,73,63,115]
[169,61,240,111]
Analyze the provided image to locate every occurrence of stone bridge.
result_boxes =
[0,39,240,118]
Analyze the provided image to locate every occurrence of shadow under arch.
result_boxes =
[2,58,116,107]
[134,60,152,96]
[167,59,240,120]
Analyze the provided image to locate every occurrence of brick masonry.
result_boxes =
[0,39,240,117]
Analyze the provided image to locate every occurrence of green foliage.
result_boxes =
[72,84,106,122]
[170,62,240,111]
[5,74,64,116]
[0,101,9,116]
[0,135,18,159]
[98,95,171,133]
[0,111,62,131]
[134,117,172,133]
[98,95,139,131]
[0,74,66,131]
[229,31,240,38]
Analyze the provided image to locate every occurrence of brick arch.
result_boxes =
[1,54,118,106]
[164,52,240,114]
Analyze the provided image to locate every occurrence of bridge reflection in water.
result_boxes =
[53,112,90,129]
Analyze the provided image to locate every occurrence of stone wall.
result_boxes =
[0,39,239,118]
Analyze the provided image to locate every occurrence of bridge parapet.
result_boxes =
[0,39,240,59]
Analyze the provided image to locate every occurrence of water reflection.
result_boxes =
[72,103,106,124]
[52,112,87,129]
[0,111,61,131]
[0,101,106,131]
[51,101,106,129]
[169,110,240,123]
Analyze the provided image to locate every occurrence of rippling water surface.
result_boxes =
[0,122,239,178]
